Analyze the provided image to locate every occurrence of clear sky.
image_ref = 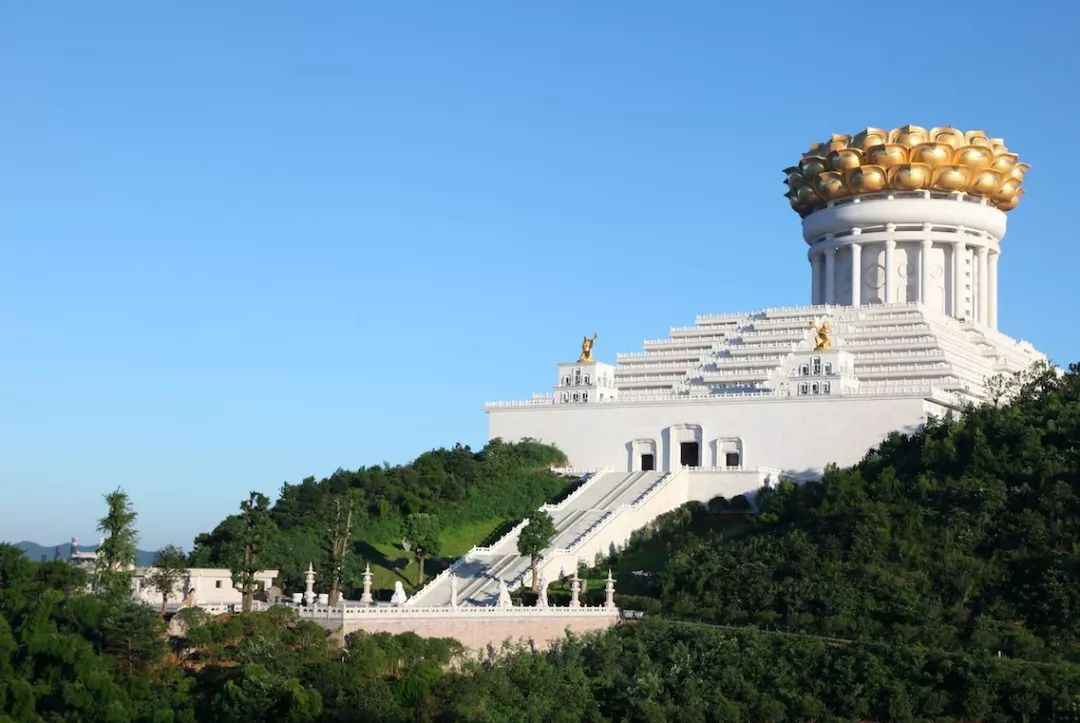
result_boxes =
[2,2,1078,550]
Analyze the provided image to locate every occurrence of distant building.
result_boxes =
[132,567,279,611]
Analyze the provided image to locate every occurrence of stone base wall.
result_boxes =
[309,613,619,653]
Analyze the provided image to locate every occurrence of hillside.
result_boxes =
[14,541,156,567]
[599,362,1080,663]
[189,439,573,594]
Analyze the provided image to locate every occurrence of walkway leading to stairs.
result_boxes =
[410,470,662,607]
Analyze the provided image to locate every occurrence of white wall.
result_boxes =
[489,395,940,476]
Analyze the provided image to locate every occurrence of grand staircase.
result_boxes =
[409,469,676,607]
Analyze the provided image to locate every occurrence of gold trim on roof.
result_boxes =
[784,125,1027,217]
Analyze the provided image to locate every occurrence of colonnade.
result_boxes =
[808,236,999,329]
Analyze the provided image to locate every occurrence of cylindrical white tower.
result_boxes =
[785,126,1028,329]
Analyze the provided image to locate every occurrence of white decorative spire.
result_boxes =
[359,563,373,605]
[303,563,316,606]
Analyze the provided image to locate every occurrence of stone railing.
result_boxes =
[405,556,470,607]
[540,468,613,512]
[293,602,618,620]
[466,518,530,555]
[484,398,556,409]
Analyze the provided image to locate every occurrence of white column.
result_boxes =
[810,250,823,305]
[883,238,895,305]
[919,238,933,305]
[976,246,990,326]
[951,240,964,318]
[988,250,999,329]
[850,242,862,306]
[824,245,836,305]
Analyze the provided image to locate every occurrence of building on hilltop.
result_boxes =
[485,125,1044,478]
[401,125,1050,608]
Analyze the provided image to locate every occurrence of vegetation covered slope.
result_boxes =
[189,439,570,593]
[607,362,1080,664]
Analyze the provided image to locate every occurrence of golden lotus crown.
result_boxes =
[784,125,1028,217]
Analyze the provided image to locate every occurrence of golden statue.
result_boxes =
[578,333,598,363]
[811,320,833,351]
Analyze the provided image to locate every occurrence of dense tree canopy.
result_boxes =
[190,439,569,594]
[4,363,1079,721]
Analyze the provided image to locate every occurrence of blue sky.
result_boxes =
[2,2,1078,550]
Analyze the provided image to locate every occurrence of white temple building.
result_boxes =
[407,125,1047,607]
[486,125,1043,478]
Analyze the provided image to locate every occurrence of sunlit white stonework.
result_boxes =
[423,127,1048,607]
[355,127,1050,614]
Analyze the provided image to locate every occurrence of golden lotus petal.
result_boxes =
[851,127,889,151]
[866,144,909,168]
[997,193,1022,211]
[799,156,828,178]
[1009,162,1030,181]
[888,163,932,190]
[931,165,971,192]
[990,153,1018,172]
[795,184,823,206]
[994,178,1021,202]
[990,138,1008,154]
[821,133,850,153]
[890,124,928,146]
[929,126,965,148]
[909,142,955,169]
[965,130,992,147]
[845,164,888,194]
[970,169,1004,195]
[953,145,993,171]
[826,147,863,172]
[813,171,848,200]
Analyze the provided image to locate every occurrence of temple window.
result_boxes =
[823,382,832,394]
[824,362,833,375]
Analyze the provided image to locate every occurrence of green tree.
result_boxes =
[402,513,441,586]
[323,484,356,606]
[95,487,138,599]
[146,544,189,615]
[229,491,276,612]
[517,511,556,591]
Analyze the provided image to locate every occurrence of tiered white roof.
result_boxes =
[606,302,1041,404]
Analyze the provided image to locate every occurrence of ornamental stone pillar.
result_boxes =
[810,251,823,305]
[951,240,965,318]
[988,250,999,329]
[360,563,373,605]
[823,245,836,305]
[919,238,933,305]
[884,238,896,304]
[303,563,316,606]
[850,242,862,307]
[977,246,990,325]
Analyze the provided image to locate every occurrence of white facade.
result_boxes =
[805,192,1002,327]
[486,193,1044,478]
[132,567,279,610]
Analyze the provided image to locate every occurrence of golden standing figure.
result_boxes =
[578,334,598,363]
[811,320,833,351]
